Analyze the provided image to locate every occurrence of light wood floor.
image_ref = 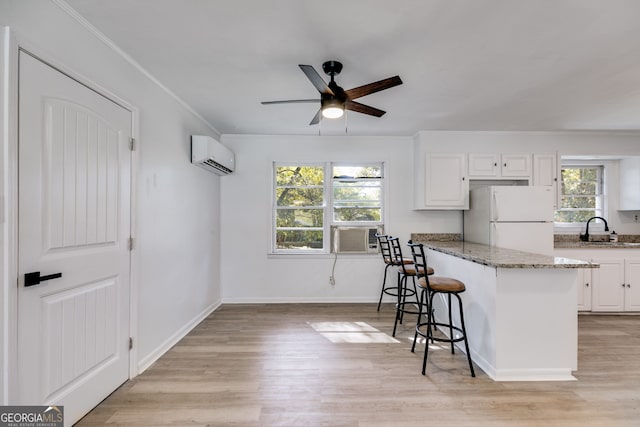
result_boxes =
[78,304,640,426]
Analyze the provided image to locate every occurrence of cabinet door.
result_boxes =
[591,259,625,312]
[468,153,499,178]
[533,153,558,208]
[425,153,469,209]
[576,268,592,312]
[619,157,640,210]
[500,154,531,177]
[624,259,640,311]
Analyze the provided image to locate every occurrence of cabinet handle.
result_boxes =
[622,284,626,287]
[504,163,507,167]
[585,283,589,287]
[462,177,465,181]
[494,162,497,167]
[628,284,631,288]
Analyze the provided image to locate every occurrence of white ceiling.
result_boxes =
[65,0,640,136]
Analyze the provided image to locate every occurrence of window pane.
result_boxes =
[333,166,382,178]
[276,166,324,186]
[561,182,597,195]
[560,196,596,209]
[333,186,381,201]
[276,209,324,227]
[276,230,323,250]
[554,210,596,223]
[333,207,381,222]
[276,188,324,206]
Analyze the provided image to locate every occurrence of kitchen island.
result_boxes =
[412,239,597,381]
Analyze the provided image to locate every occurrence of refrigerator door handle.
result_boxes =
[493,191,499,221]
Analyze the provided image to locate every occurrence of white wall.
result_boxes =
[0,0,222,396]
[220,134,456,303]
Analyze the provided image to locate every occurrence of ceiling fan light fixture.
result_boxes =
[322,99,344,119]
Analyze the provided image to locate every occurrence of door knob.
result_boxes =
[24,271,62,287]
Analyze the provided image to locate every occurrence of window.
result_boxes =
[555,165,604,223]
[332,165,383,224]
[273,162,384,253]
[274,165,325,251]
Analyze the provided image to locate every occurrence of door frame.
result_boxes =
[0,31,140,404]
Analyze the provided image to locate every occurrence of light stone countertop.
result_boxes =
[416,241,598,269]
[554,241,640,249]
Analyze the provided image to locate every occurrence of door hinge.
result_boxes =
[129,337,133,350]
[128,237,134,251]
[129,137,136,151]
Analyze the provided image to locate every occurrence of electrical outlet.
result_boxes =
[329,276,335,286]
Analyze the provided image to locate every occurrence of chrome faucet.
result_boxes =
[580,216,609,242]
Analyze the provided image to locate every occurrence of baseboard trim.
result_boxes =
[222,297,387,304]
[136,299,222,374]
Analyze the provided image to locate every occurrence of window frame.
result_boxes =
[554,161,607,232]
[272,161,385,254]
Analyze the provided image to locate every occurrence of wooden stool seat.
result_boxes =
[418,276,464,293]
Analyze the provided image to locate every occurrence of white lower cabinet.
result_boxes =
[591,259,625,312]
[576,268,592,311]
[555,249,640,312]
[624,259,640,311]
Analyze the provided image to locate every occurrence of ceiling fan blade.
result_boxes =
[309,109,322,125]
[344,76,402,100]
[345,100,386,117]
[262,99,319,105]
[299,65,335,95]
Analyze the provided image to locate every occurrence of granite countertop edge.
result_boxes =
[554,242,640,249]
[416,241,597,269]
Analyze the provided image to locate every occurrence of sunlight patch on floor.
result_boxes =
[307,322,400,343]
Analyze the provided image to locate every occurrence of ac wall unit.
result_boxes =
[191,135,235,175]
[333,227,382,254]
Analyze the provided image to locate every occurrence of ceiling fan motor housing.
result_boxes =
[322,60,343,77]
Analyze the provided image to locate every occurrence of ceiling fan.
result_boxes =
[261,60,403,125]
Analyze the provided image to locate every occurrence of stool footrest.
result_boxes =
[415,321,466,343]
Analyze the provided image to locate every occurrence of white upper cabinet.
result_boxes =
[468,153,531,179]
[533,153,559,209]
[619,157,640,211]
[420,153,469,210]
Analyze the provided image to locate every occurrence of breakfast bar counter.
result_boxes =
[411,238,597,381]
[423,241,594,269]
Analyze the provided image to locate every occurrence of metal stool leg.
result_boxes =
[456,293,476,377]
[377,263,392,311]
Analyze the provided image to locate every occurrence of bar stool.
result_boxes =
[375,234,413,311]
[408,241,475,377]
[389,237,434,337]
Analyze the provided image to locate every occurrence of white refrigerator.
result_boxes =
[463,186,555,255]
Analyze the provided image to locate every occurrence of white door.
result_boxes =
[18,51,131,426]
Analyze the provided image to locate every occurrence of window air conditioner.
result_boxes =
[333,227,382,254]
[191,135,235,175]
